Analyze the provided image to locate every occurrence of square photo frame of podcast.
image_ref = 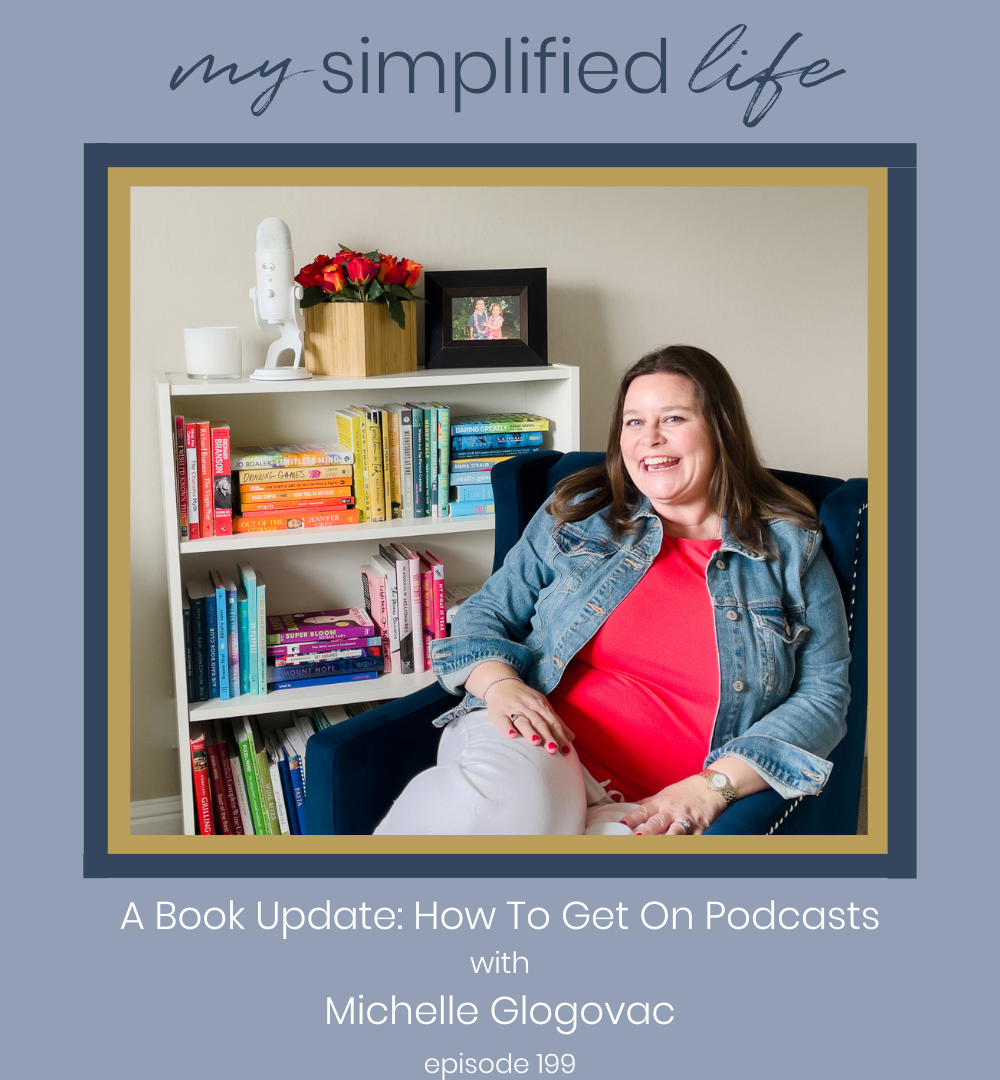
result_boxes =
[424,267,548,368]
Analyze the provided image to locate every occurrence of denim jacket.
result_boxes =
[427,496,851,800]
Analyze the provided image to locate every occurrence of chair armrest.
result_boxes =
[304,684,451,835]
[703,789,789,835]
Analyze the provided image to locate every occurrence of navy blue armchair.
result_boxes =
[306,451,868,836]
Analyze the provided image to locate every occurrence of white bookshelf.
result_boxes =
[154,364,580,835]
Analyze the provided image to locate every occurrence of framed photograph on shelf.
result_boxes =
[424,267,548,368]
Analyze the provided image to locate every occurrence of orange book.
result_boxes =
[236,465,353,485]
[233,509,361,532]
[238,497,356,515]
[239,484,353,502]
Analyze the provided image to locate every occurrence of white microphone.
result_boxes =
[249,217,310,381]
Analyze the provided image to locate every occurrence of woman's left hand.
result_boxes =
[621,775,728,835]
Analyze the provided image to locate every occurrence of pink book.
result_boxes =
[423,550,447,638]
[196,420,214,538]
[265,607,376,645]
[211,424,232,536]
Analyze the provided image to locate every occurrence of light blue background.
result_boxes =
[5,1,991,1075]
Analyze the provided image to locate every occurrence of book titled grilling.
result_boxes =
[265,607,376,645]
[230,444,355,470]
[450,413,550,435]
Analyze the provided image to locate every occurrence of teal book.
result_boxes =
[237,585,251,695]
[433,402,450,518]
[223,575,240,699]
[237,564,259,695]
[209,570,230,700]
[448,500,495,517]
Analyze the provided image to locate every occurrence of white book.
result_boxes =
[265,732,291,836]
[378,546,412,674]
[392,541,426,673]
[371,553,402,674]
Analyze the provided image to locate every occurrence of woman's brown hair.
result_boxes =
[548,345,819,556]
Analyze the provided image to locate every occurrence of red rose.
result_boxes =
[294,254,333,289]
[319,263,345,293]
[377,254,409,287]
[344,255,377,286]
[400,258,422,289]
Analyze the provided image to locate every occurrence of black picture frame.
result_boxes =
[424,267,548,368]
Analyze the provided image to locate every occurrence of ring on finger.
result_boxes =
[509,713,520,722]
[674,817,693,834]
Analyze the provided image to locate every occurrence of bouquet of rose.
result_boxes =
[295,246,424,330]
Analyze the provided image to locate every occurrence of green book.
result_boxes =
[250,717,281,835]
[235,715,269,834]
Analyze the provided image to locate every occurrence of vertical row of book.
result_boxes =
[336,402,452,521]
[174,416,232,539]
[361,546,448,675]
[189,708,341,835]
[184,564,266,702]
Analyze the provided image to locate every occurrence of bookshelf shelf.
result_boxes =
[155,363,580,835]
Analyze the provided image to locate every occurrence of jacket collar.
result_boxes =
[628,498,769,561]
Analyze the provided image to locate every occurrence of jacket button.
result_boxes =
[732,680,746,692]
[716,559,726,569]
[726,610,739,621]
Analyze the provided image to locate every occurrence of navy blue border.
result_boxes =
[86,143,916,878]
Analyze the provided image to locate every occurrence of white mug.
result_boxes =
[184,326,242,380]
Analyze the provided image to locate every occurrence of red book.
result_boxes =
[211,424,232,536]
[196,421,214,538]
[204,729,234,834]
[175,415,189,541]
[189,722,215,835]
[208,720,243,833]
[233,509,361,532]
[423,550,447,639]
[185,421,201,540]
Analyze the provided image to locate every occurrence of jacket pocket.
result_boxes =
[751,606,810,697]
[546,524,617,596]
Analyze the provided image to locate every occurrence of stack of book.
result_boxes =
[174,417,234,538]
[448,413,550,516]
[361,547,448,675]
[184,563,267,702]
[189,707,345,835]
[265,607,384,691]
[230,444,358,533]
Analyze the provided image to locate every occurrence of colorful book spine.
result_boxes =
[185,421,201,540]
[424,404,438,519]
[182,591,194,701]
[448,469,493,486]
[371,554,402,674]
[256,573,267,698]
[209,570,230,700]
[395,542,426,672]
[434,402,450,518]
[449,455,515,472]
[190,723,214,835]
[175,415,189,541]
[422,550,447,639]
[380,544,414,674]
[212,720,244,834]
[204,585,220,699]
[268,638,381,659]
[266,657,384,683]
[269,670,379,692]
[226,723,254,834]
[448,445,540,461]
[237,564,259,695]
[280,734,308,834]
[448,500,496,516]
[275,646,381,667]
[230,445,355,470]
[451,431,544,451]
[385,406,403,519]
[361,562,394,673]
[392,404,414,519]
[449,413,551,435]
[186,581,209,702]
[211,424,232,536]
[250,717,281,834]
[408,404,427,517]
[452,483,494,502]
[359,407,386,522]
[204,726,233,834]
[224,575,240,699]
[233,509,361,532]
[237,586,251,695]
[336,410,369,522]
[237,464,353,485]
[235,716,269,835]
[196,420,214,538]
[273,740,299,835]
[239,484,352,502]
[238,497,355,514]
[265,733,291,836]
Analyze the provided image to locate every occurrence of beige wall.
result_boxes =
[131,183,867,801]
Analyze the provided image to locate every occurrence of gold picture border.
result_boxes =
[109,165,888,857]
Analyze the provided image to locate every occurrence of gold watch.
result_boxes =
[700,768,736,806]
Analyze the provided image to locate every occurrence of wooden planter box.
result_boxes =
[303,301,417,378]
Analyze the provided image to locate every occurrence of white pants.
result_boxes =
[375,708,638,835]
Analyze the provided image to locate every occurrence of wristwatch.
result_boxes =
[700,768,737,806]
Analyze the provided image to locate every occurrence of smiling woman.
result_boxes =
[375,345,851,837]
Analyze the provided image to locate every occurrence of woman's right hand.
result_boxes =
[466,663,575,755]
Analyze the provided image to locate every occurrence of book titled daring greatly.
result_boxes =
[265,607,376,646]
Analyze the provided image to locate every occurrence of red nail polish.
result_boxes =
[560,745,570,756]
[531,735,541,743]
[547,742,557,751]
[619,819,628,825]
[508,729,517,736]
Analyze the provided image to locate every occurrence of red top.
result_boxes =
[547,533,722,803]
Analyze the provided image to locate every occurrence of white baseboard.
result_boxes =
[131,796,184,835]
